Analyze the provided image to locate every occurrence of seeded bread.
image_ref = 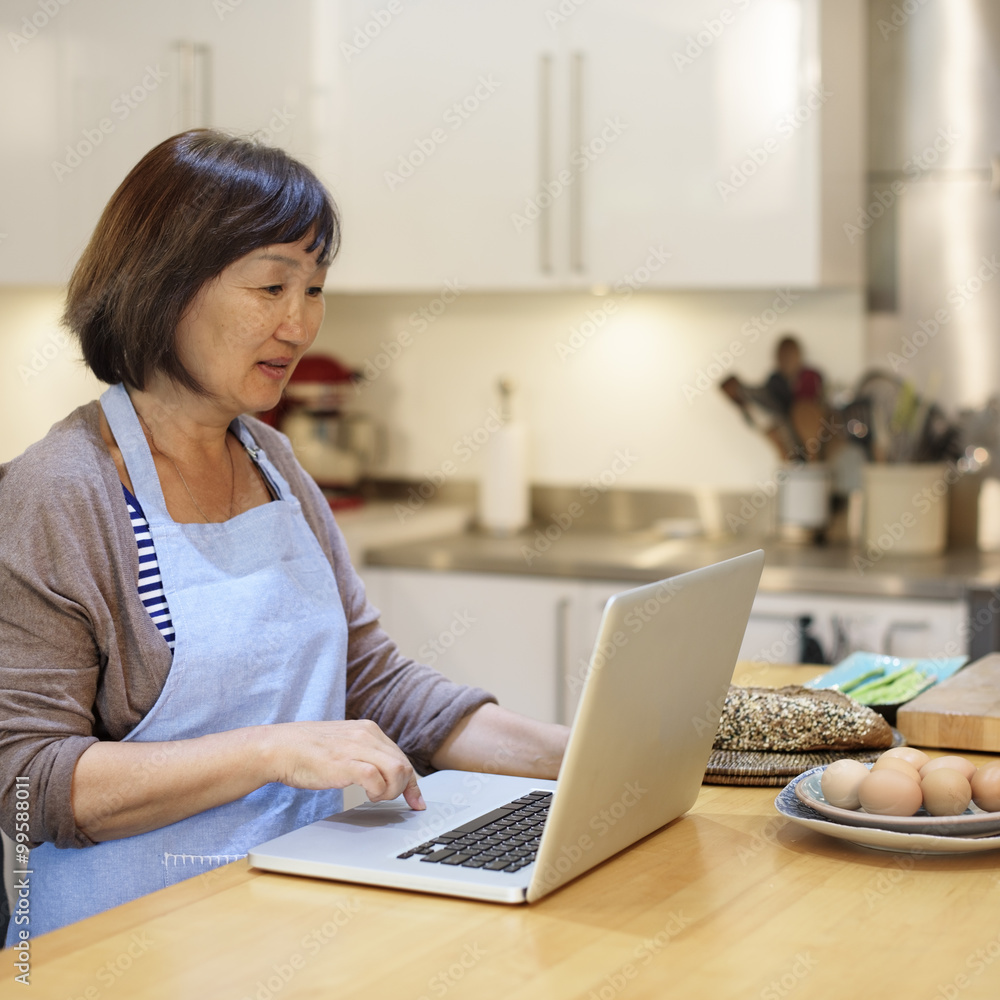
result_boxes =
[712,684,895,752]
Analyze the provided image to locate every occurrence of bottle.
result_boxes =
[477,378,530,536]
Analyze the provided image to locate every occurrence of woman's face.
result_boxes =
[174,234,329,415]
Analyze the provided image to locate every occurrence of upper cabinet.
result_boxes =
[561,0,863,289]
[1,0,863,290]
[0,0,316,285]
[320,0,864,292]
[313,1,553,291]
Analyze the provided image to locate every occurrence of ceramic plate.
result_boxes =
[803,653,969,725]
[804,652,968,695]
[794,764,1000,836]
[776,770,1000,855]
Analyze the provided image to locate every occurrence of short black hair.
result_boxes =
[64,129,340,394]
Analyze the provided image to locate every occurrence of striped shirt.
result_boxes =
[122,485,176,652]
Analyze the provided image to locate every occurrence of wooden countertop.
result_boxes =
[8,665,1000,999]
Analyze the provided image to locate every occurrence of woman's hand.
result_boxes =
[73,720,423,843]
[263,719,425,810]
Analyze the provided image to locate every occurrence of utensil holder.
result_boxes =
[863,463,949,555]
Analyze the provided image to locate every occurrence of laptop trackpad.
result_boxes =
[314,792,487,849]
[322,800,412,830]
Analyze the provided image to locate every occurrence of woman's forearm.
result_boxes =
[72,718,425,842]
[71,727,272,841]
[71,704,561,842]
[429,703,570,779]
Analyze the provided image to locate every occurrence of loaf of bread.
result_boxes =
[712,684,895,752]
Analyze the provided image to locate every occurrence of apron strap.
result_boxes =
[229,419,296,505]
[100,383,171,522]
[101,383,299,517]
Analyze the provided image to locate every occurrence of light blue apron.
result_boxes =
[19,382,347,939]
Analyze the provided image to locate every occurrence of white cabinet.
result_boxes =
[360,568,657,725]
[0,0,316,285]
[320,0,863,291]
[739,592,969,664]
[360,566,970,725]
[316,0,551,291]
[360,567,579,724]
[560,0,861,288]
[1,0,173,284]
[3,0,862,289]
[361,566,619,725]
[363,570,685,725]
[565,580,646,722]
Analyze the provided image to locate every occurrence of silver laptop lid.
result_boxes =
[527,550,764,901]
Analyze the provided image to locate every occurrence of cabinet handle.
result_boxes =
[554,596,571,725]
[538,53,554,275]
[175,41,212,130]
[569,51,585,274]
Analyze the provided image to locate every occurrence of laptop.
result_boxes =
[249,549,764,903]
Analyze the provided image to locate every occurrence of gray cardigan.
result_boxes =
[0,401,494,849]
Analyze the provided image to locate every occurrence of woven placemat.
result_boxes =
[703,729,904,787]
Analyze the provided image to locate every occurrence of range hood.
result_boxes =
[866,0,1000,411]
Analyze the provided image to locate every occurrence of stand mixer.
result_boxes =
[261,353,381,508]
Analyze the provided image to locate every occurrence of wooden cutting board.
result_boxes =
[896,654,1000,751]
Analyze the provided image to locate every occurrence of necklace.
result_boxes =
[170,438,236,522]
[136,410,236,522]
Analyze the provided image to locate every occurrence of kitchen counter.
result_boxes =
[15,664,1000,1000]
[333,501,473,566]
[364,529,1000,601]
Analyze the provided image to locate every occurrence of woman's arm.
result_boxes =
[73,703,566,842]
[260,429,501,774]
[429,703,570,778]
[72,719,425,842]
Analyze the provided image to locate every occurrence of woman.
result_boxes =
[0,130,568,940]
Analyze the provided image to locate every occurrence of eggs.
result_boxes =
[819,750,1000,817]
[871,756,922,783]
[921,769,972,816]
[820,758,870,809]
[879,746,930,770]
[857,768,923,816]
[971,763,1000,812]
[919,755,977,782]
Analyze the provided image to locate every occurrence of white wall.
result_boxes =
[319,287,865,490]
[0,288,103,463]
[0,286,864,491]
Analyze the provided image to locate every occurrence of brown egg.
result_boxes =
[879,746,930,770]
[971,765,1000,813]
[921,769,972,816]
[872,756,922,783]
[858,769,923,817]
[821,759,870,810]
[920,755,977,781]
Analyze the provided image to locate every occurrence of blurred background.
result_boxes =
[5,0,1000,699]
[1,0,869,485]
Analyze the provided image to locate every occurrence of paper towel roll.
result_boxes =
[979,478,1000,551]
[478,420,530,535]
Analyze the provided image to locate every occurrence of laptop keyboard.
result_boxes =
[397,790,552,873]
